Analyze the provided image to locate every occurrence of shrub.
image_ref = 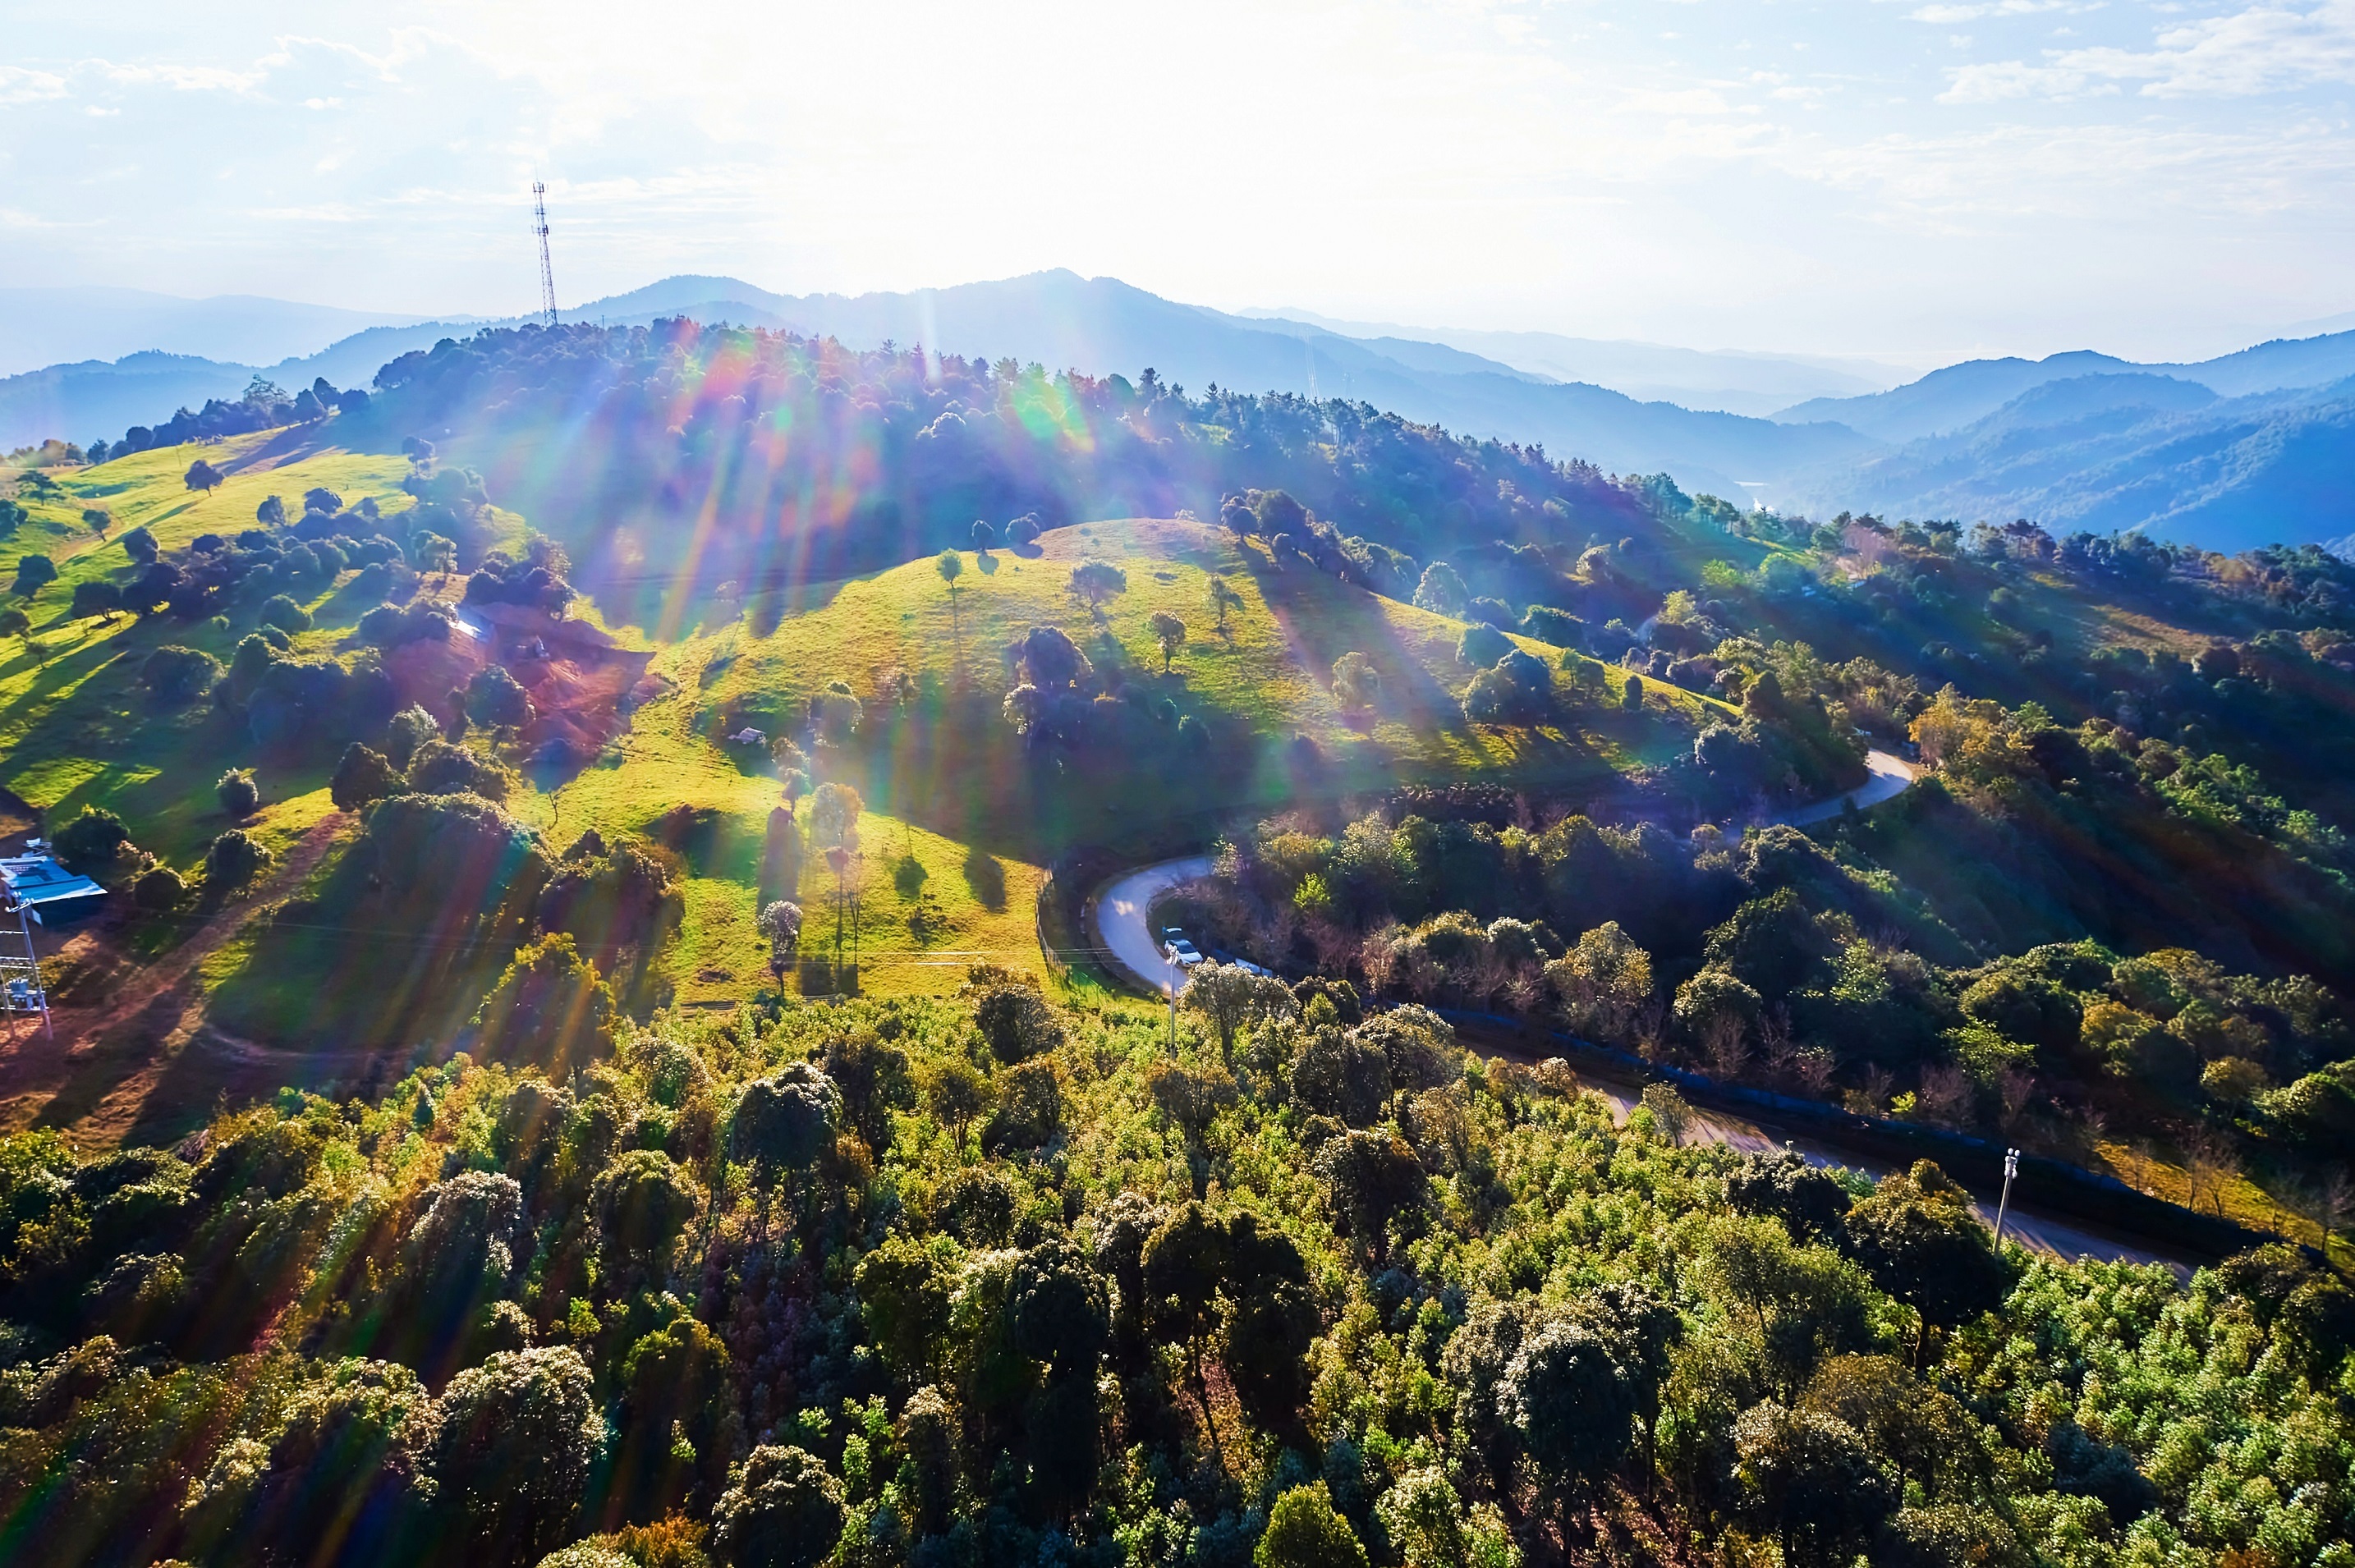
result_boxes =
[467,665,535,731]
[53,805,132,869]
[409,739,513,800]
[140,645,222,705]
[1457,624,1513,667]
[473,933,617,1076]
[330,742,403,812]
[133,864,186,911]
[205,828,269,889]
[259,594,313,632]
[217,768,260,818]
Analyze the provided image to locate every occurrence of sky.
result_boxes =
[1,0,2352,367]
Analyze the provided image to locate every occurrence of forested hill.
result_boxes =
[328,319,1669,597]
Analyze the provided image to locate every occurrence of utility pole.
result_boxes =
[1993,1147,2021,1247]
[532,182,558,328]
[1164,942,1180,1053]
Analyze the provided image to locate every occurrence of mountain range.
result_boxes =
[2,272,2350,552]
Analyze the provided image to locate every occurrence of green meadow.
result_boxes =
[2,436,1717,1072]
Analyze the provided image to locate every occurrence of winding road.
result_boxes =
[1080,750,2212,1271]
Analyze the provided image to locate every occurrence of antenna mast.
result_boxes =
[532,181,558,327]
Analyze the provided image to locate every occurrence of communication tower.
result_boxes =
[0,886,51,1042]
[533,181,558,327]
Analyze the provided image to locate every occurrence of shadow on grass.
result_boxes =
[962,847,1007,911]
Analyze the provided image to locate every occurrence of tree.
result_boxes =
[1256,1483,1367,1568]
[1414,562,1469,617]
[1623,674,1643,710]
[0,607,27,644]
[385,704,439,769]
[1316,1126,1425,1266]
[258,593,311,632]
[68,580,121,621]
[1148,611,1187,672]
[756,900,803,980]
[330,742,402,811]
[1141,1202,1233,1440]
[1289,1027,1389,1126]
[1456,624,1511,667]
[1067,558,1127,612]
[923,1057,993,1157]
[822,1027,915,1157]
[80,508,111,536]
[732,1064,842,1171]
[1729,1403,1897,1568]
[1207,574,1242,630]
[936,548,964,645]
[1843,1161,2010,1369]
[255,493,287,527]
[471,933,617,1077]
[1499,1319,1635,1492]
[429,1347,602,1566]
[184,459,224,495]
[119,525,155,563]
[1331,651,1380,712]
[975,983,1064,1062]
[1148,1058,1240,1149]
[1007,512,1042,547]
[807,782,863,961]
[1181,960,1294,1062]
[133,864,187,912]
[971,519,996,552]
[713,1444,845,1568]
[467,666,535,731]
[11,554,55,598]
[53,805,131,869]
[412,532,457,575]
[217,768,260,818]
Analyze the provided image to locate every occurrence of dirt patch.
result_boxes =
[0,812,351,1149]
[381,602,658,755]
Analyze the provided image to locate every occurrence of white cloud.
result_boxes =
[0,66,69,103]
[1944,0,2355,99]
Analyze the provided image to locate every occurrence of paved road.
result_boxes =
[1096,855,1214,996]
[1554,1065,2188,1273]
[1774,748,1917,827]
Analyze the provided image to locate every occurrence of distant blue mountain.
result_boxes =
[1784,374,2355,552]
[1778,335,2355,442]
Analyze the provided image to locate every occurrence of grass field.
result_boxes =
[2,440,1722,1081]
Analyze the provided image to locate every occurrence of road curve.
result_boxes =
[1773,748,1917,827]
[1095,855,1214,995]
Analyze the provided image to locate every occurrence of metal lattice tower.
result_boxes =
[0,894,51,1042]
[533,181,558,327]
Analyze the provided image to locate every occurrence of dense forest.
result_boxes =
[6,982,2353,1568]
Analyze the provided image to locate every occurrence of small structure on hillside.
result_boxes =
[729,727,768,746]
[1,847,106,924]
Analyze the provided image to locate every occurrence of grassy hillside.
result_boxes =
[3,438,1719,1109]
[0,433,470,870]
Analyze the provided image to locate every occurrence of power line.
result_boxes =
[532,182,558,328]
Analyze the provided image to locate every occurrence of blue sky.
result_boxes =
[2,0,2350,364]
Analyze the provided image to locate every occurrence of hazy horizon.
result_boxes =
[3,0,2353,369]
